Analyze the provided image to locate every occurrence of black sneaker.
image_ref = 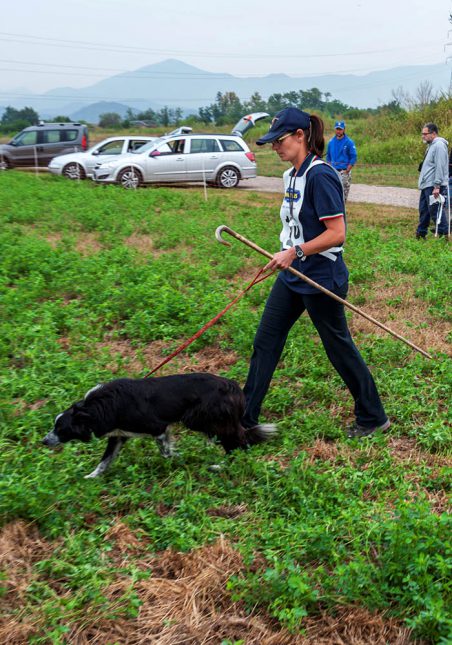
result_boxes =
[415,233,426,240]
[346,419,391,439]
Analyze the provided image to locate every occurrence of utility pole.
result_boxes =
[446,13,452,95]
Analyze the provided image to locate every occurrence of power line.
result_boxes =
[0,31,443,59]
[0,64,440,81]
[0,58,250,77]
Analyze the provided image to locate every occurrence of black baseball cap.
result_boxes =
[256,107,311,145]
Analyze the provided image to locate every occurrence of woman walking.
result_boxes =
[242,107,389,438]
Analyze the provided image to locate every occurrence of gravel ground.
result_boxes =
[240,176,419,208]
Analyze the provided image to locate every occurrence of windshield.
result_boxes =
[132,138,164,154]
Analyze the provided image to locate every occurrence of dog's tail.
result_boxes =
[245,423,278,446]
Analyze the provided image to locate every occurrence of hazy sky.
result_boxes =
[1,0,451,99]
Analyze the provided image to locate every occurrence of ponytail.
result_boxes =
[303,114,325,157]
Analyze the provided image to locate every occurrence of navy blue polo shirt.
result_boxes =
[278,154,349,294]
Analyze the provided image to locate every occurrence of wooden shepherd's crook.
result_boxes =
[215,225,433,360]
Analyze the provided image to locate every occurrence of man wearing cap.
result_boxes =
[241,106,389,440]
[326,121,357,202]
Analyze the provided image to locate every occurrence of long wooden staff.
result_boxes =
[215,225,432,360]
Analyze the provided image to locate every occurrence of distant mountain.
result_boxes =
[3,59,451,119]
[70,101,133,123]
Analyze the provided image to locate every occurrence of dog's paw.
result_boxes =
[84,469,101,479]
[155,431,178,458]
[160,446,179,459]
[208,462,224,472]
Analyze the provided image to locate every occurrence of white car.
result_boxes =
[48,135,156,180]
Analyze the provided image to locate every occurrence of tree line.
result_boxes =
[0,82,448,133]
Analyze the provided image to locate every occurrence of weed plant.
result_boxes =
[0,172,450,642]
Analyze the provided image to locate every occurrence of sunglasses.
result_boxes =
[272,131,295,145]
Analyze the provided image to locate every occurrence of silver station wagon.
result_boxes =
[93,134,255,189]
[93,112,269,189]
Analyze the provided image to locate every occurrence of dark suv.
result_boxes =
[0,122,89,169]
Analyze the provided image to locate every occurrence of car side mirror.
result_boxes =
[92,150,99,155]
[9,140,18,146]
[149,150,160,157]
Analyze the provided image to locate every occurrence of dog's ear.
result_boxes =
[71,410,93,442]
[70,401,92,426]
[74,410,91,422]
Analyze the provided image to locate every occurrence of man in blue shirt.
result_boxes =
[326,121,357,202]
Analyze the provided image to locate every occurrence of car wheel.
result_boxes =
[62,163,86,180]
[0,158,11,170]
[216,166,240,189]
[118,167,143,189]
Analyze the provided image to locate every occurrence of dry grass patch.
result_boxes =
[98,337,168,375]
[0,520,54,609]
[304,439,371,469]
[10,397,48,416]
[230,257,275,286]
[74,232,104,256]
[305,436,450,472]
[0,520,419,644]
[301,607,417,644]
[45,231,63,248]
[97,336,239,377]
[124,232,195,258]
[64,528,416,645]
[387,437,450,469]
[0,520,57,641]
[124,232,157,256]
[306,438,340,463]
[421,489,450,515]
[349,281,451,356]
[206,504,248,519]
[387,437,451,515]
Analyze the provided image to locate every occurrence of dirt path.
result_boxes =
[240,176,419,208]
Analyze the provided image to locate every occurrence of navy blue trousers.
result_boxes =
[242,277,388,429]
[417,186,448,236]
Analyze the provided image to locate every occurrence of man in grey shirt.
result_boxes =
[416,122,449,239]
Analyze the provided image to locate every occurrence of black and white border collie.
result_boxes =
[42,373,277,478]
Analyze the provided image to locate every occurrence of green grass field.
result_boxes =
[253,145,419,187]
[0,172,451,644]
[0,120,423,188]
